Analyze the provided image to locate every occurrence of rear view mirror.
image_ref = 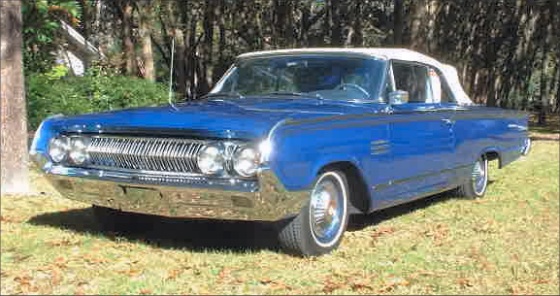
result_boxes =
[389,90,409,104]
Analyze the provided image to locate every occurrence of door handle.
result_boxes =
[441,118,455,125]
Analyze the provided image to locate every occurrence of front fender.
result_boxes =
[266,120,375,191]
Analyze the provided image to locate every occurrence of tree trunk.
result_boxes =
[173,28,188,99]
[327,0,343,46]
[426,0,438,53]
[215,0,227,82]
[139,3,155,81]
[1,0,29,194]
[122,0,136,76]
[351,1,363,46]
[199,0,216,94]
[79,0,92,70]
[537,50,548,125]
[537,1,553,125]
[393,0,404,45]
[410,0,427,52]
[555,71,560,113]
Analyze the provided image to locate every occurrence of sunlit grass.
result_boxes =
[1,141,558,295]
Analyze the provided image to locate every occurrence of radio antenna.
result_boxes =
[168,37,178,110]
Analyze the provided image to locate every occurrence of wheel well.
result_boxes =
[483,151,501,167]
[318,162,370,214]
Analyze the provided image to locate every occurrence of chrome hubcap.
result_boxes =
[309,174,345,247]
[472,159,487,195]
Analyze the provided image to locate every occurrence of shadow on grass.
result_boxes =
[28,188,468,254]
[28,208,283,253]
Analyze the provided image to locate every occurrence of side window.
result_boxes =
[428,67,456,103]
[392,62,430,103]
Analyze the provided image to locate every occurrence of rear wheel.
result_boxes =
[277,170,350,256]
[522,138,531,156]
[457,156,489,199]
[92,205,155,234]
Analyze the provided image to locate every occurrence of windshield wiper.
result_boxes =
[264,91,324,100]
[201,92,244,99]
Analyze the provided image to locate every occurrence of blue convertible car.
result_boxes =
[30,48,530,256]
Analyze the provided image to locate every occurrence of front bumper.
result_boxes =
[32,153,309,221]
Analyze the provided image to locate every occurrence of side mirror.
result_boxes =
[389,90,409,105]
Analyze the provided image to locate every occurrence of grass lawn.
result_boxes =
[1,140,558,295]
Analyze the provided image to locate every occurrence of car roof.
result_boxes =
[236,47,473,105]
[237,47,441,65]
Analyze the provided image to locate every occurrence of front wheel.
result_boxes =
[277,170,350,256]
[457,156,489,199]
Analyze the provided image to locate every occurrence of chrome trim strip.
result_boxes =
[48,165,258,191]
[283,108,527,127]
[371,163,472,191]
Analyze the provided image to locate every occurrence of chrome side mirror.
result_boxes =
[389,90,409,105]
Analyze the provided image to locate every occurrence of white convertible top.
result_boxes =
[237,48,473,105]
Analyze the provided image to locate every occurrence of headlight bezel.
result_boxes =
[196,142,226,175]
[48,136,70,163]
[68,136,90,165]
[232,145,260,178]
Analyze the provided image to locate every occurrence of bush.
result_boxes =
[26,69,170,130]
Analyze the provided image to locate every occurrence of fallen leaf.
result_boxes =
[83,254,108,265]
[54,256,68,269]
[0,215,21,223]
[259,278,292,290]
[371,226,396,239]
[14,274,32,286]
[118,268,141,277]
[322,278,343,293]
[47,237,82,247]
[350,280,375,291]
[218,267,231,280]
[13,254,31,263]
[378,276,409,293]
[166,269,183,280]
[139,288,152,294]
[534,278,551,284]
[456,277,473,288]
[74,287,86,295]
[50,268,63,285]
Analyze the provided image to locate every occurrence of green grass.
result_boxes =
[1,141,559,295]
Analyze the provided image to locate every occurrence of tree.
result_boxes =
[21,0,82,74]
[137,0,155,81]
[1,0,29,194]
[16,0,560,113]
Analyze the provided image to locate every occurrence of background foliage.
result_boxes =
[26,64,168,129]
[22,0,560,129]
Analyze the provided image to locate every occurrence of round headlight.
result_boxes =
[48,137,69,163]
[69,137,89,164]
[233,146,259,177]
[197,144,225,175]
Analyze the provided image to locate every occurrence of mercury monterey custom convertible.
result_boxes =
[30,48,531,256]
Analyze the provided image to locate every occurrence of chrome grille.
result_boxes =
[86,136,205,173]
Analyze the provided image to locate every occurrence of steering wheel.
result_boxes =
[336,83,370,98]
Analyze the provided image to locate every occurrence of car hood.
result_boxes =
[48,97,383,139]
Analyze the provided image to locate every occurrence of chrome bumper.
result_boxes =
[32,154,309,221]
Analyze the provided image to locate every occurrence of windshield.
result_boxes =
[211,55,386,101]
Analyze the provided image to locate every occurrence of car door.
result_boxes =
[427,65,467,181]
[372,60,456,208]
